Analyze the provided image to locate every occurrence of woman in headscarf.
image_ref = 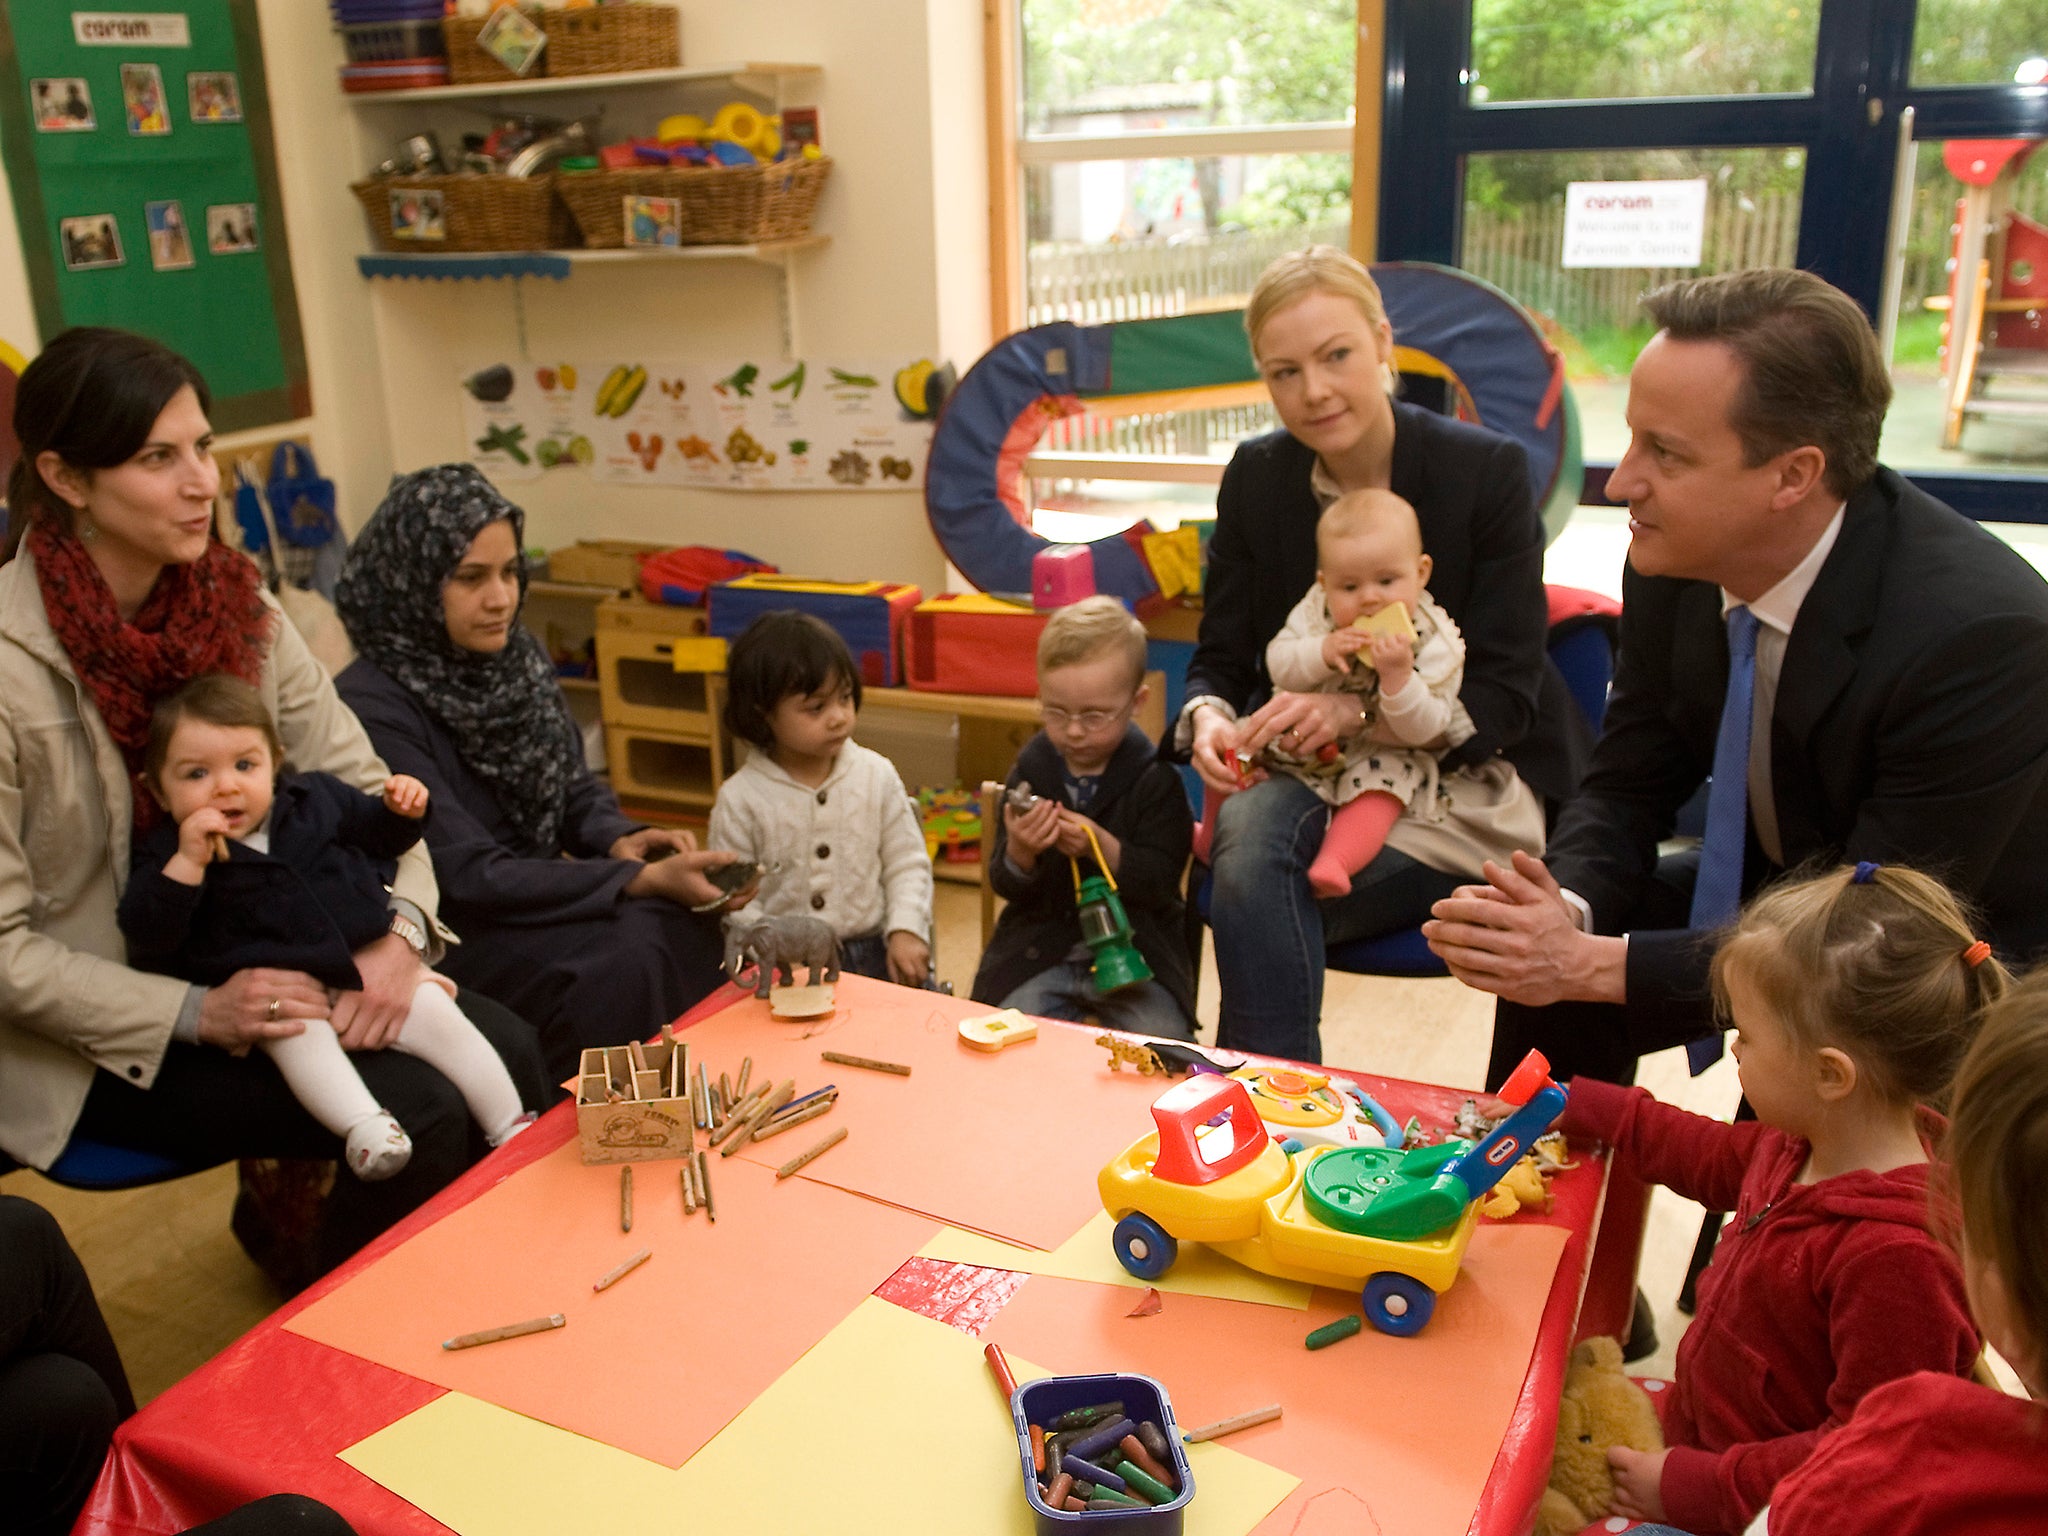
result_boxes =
[335,466,743,1077]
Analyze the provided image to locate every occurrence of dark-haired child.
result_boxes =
[1572,863,1999,1535]
[708,611,933,985]
[118,676,529,1181]
[971,596,1195,1039]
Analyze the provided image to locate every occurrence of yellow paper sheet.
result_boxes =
[342,1296,1299,1536]
[921,1211,1314,1309]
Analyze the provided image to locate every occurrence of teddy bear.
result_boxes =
[1534,1334,1665,1536]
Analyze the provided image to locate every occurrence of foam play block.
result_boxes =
[904,592,1049,697]
[707,575,923,686]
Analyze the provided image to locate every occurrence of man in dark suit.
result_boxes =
[1424,267,2048,1089]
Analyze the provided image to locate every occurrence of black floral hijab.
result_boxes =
[336,464,582,854]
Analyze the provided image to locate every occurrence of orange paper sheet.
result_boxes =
[689,976,1178,1250]
[981,1222,1570,1536]
[286,1137,938,1466]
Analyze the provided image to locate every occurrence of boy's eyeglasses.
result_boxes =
[1039,701,1131,732]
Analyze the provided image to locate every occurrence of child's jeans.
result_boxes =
[999,960,1195,1041]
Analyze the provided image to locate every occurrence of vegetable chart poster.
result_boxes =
[459,355,944,490]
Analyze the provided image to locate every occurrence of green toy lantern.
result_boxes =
[1071,822,1152,994]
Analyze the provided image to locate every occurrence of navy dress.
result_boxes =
[336,659,727,1078]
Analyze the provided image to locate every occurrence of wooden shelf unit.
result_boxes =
[595,597,732,811]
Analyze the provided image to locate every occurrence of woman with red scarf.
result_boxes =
[0,329,546,1273]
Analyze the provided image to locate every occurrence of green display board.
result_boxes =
[0,2,309,429]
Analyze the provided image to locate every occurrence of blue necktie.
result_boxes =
[1686,605,1760,1074]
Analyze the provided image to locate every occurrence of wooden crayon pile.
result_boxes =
[445,1030,858,1351]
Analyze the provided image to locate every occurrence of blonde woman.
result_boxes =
[1179,246,1576,1063]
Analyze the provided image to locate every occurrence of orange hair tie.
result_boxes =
[1963,940,1993,968]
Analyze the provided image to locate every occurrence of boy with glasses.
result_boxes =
[969,597,1196,1039]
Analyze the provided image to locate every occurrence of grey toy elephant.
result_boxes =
[724,915,842,999]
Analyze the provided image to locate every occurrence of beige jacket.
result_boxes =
[0,550,442,1168]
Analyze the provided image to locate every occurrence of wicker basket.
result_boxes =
[556,157,831,247]
[351,174,566,253]
[442,5,680,84]
[547,4,680,77]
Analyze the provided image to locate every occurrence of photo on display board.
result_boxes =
[60,214,124,271]
[30,77,94,132]
[387,188,446,242]
[205,202,259,254]
[186,71,242,123]
[120,62,170,135]
[145,200,194,270]
[623,194,681,248]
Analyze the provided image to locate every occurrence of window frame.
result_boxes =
[1382,0,2048,520]
[986,1,1385,341]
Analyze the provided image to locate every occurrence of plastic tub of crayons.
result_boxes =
[1013,1370,1194,1532]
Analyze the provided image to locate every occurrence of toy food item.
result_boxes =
[1534,1336,1664,1536]
[464,364,515,403]
[1351,601,1418,644]
[595,364,648,418]
[656,112,708,142]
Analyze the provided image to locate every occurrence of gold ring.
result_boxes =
[267,997,280,1021]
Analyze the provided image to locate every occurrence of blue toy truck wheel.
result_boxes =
[1362,1271,1436,1337]
[1111,1213,1179,1280]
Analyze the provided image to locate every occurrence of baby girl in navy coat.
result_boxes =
[119,676,527,1179]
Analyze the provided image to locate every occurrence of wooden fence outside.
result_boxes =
[1021,175,2048,457]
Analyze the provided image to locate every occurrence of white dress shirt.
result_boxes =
[1560,505,1845,932]
[1727,505,1844,867]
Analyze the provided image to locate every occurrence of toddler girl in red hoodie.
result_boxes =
[1570,862,2002,1535]
[1755,966,2048,1534]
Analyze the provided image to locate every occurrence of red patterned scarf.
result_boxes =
[28,519,274,828]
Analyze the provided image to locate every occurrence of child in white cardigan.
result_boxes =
[708,611,933,985]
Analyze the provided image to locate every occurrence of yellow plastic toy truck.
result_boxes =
[1098,1052,1565,1335]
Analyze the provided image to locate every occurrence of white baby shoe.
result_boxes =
[345,1112,413,1181]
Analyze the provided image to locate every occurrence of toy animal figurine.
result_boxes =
[1478,1153,1553,1219]
[724,916,841,1000]
[1531,1131,1576,1175]
[1097,1032,1168,1075]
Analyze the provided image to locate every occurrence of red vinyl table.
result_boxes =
[78,984,1614,1536]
